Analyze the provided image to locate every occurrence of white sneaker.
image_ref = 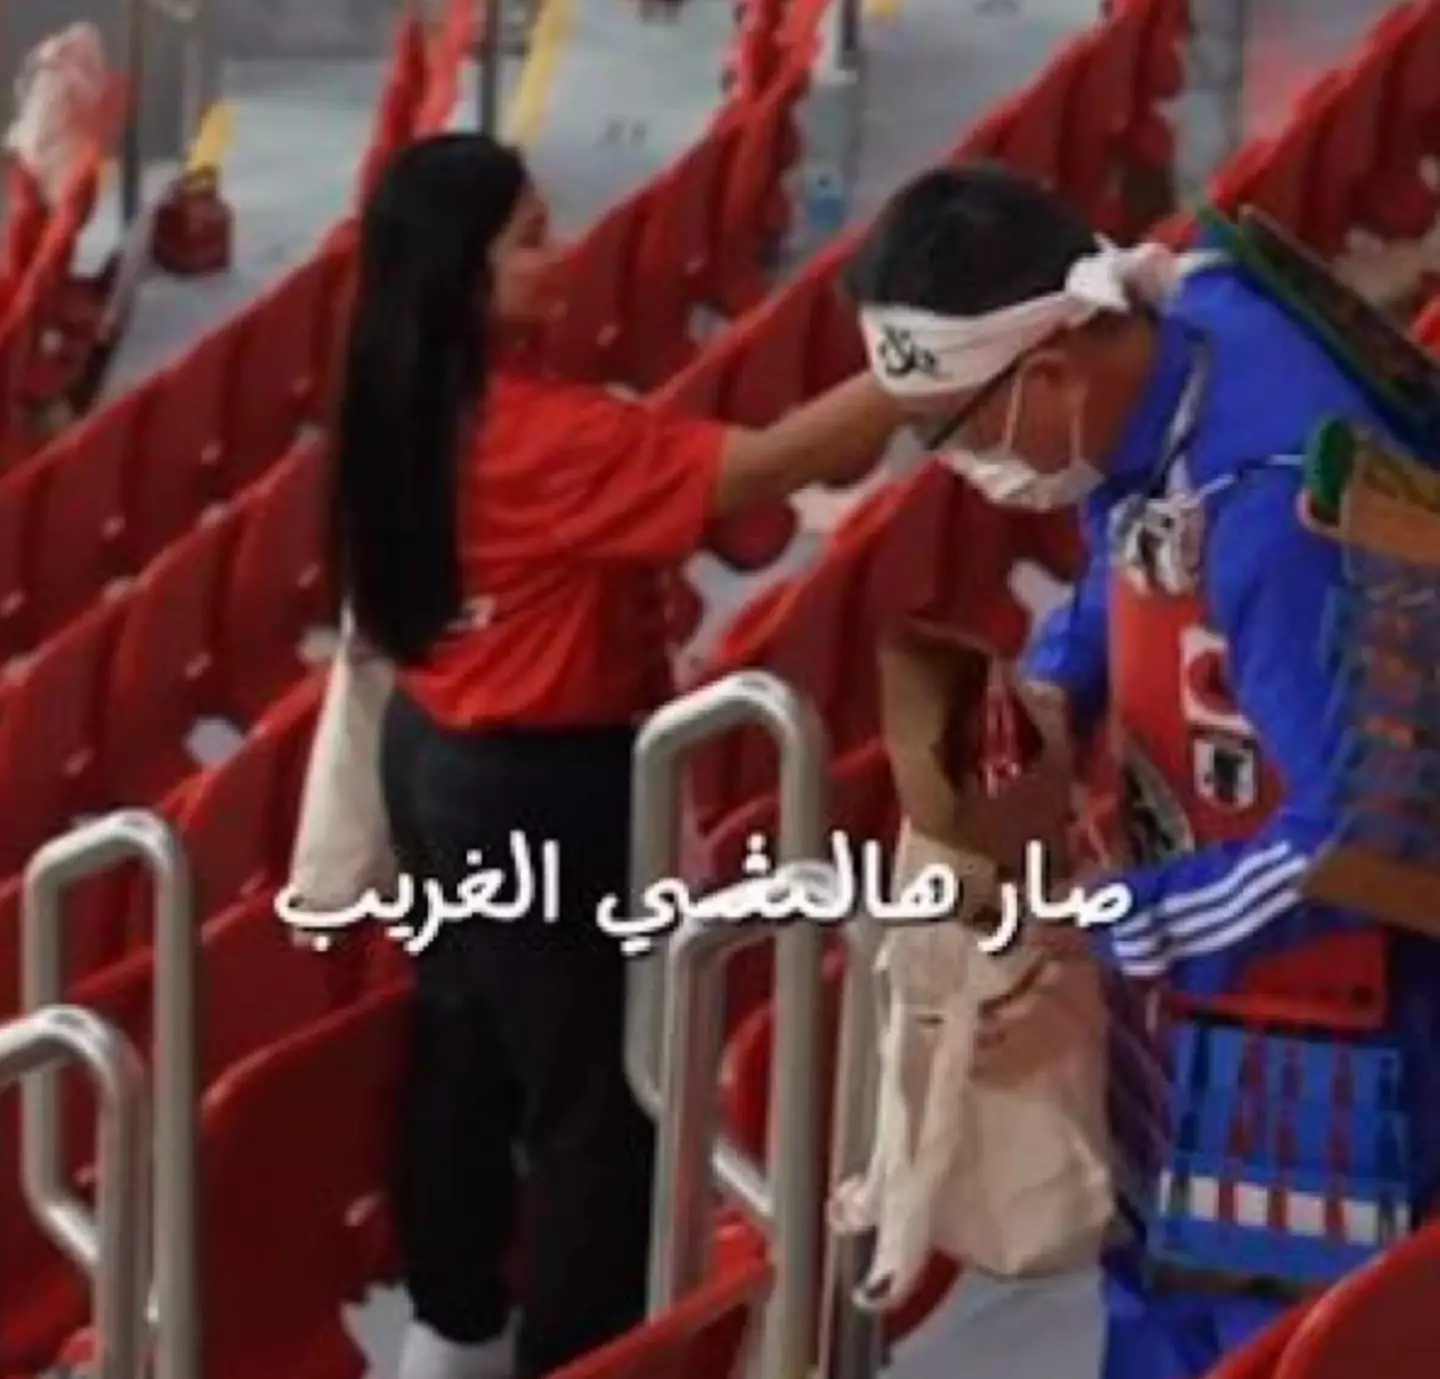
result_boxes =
[398,1319,516,1379]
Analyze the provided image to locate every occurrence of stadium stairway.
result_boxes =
[3,1,1435,1377]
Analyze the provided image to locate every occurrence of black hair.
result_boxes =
[844,161,1100,316]
[332,132,528,666]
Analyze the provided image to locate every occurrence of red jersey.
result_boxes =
[399,372,726,728]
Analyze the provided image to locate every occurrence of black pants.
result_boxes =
[380,690,655,1378]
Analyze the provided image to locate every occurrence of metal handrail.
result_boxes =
[818,920,884,1379]
[624,670,827,1379]
[1,1005,150,1379]
[22,811,199,1379]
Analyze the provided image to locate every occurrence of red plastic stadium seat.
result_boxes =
[0,600,123,873]
[227,260,330,485]
[550,1216,771,1379]
[129,323,240,536]
[545,195,647,384]
[1202,1307,1308,1378]
[0,895,353,1375]
[627,120,741,387]
[1273,1222,1440,1379]
[0,457,48,662]
[219,439,332,722]
[27,389,143,640]
[198,983,411,1379]
[104,506,241,802]
[712,63,807,317]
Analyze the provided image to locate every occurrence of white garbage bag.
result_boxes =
[4,23,109,208]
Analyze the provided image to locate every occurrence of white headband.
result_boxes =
[860,239,1189,399]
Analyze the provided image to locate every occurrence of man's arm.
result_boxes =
[1021,533,1111,736]
[1087,470,1367,997]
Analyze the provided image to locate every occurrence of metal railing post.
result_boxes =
[1,1005,150,1379]
[121,0,215,230]
[827,0,862,73]
[151,0,213,165]
[478,0,503,133]
[818,921,884,1379]
[120,0,149,226]
[22,811,199,1379]
[625,671,827,1379]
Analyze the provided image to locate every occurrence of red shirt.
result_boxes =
[399,372,726,728]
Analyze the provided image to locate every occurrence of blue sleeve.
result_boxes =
[1022,509,1110,731]
[1091,470,1365,997]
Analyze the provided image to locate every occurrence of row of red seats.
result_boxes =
[0,0,850,675]
[541,0,836,389]
[726,0,828,100]
[17,951,767,1379]
[0,0,1186,1064]
[650,0,1188,617]
[0,434,331,880]
[0,0,468,492]
[0,76,127,466]
[0,666,336,1370]
[0,659,326,1020]
[1154,0,1440,251]
[0,0,466,462]
[0,0,831,961]
[0,4,821,1374]
[0,17,464,1371]
[0,0,482,669]
[0,252,339,668]
[0,880,409,1376]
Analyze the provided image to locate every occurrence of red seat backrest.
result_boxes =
[27,388,145,640]
[355,11,430,201]
[627,117,743,387]
[0,600,123,872]
[550,1218,771,1379]
[0,454,49,661]
[219,438,332,722]
[712,61,809,316]
[226,258,331,485]
[173,727,286,928]
[104,506,241,802]
[545,195,649,384]
[129,322,242,540]
[199,982,411,1379]
[1201,1307,1309,1378]
[1272,1222,1440,1379]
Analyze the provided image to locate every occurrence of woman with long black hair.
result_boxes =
[333,132,901,1379]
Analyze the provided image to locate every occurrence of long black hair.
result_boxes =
[333,132,528,666]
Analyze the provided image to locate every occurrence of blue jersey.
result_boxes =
[1024,261,1395,996]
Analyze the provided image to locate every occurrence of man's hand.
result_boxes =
[1017,679,1073,754]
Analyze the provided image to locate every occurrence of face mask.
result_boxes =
[938,365,1103,511]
